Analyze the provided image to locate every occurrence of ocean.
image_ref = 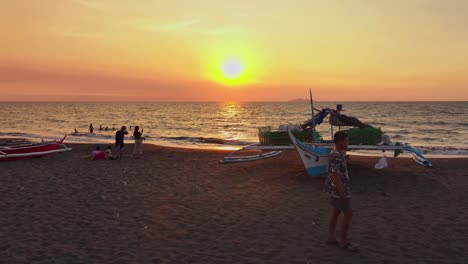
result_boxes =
[1,102,467,155]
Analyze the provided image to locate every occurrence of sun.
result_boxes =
[202,43,262,86]
[222,59,243,79]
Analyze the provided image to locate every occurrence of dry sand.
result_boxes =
[1,142,467,263]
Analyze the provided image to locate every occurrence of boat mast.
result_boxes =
[309,88,318,143]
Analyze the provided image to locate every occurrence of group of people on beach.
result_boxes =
[114,125,145,158]
[86,128,357,250]
[82,125,358,250]
[75,124,138,134]
[78,120,356,250]
[85,125,145,160]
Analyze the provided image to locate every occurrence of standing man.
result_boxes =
[115,126,128,159]
[325,131,358,251]
[89,123,94,134]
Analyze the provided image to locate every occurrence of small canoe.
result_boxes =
[219,149,282,164]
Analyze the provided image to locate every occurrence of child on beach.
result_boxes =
[325,131,359,252]
[83,147,105,160]
[105,146,116,160]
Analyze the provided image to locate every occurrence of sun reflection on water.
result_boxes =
[221,102,241,118]
[218,102,247,142]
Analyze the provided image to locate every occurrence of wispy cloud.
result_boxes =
[195,27,245,35]
[72,0,106,9]
[140,21,247,36]
[140,20,200,33]
[118,18,246,35]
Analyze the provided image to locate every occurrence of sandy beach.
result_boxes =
[1,142,467,263]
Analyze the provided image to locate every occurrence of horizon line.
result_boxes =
[1,100,467,103]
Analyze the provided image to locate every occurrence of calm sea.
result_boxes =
[1,102,467,155]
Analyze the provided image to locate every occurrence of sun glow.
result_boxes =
[202,43,262,86]
[210,56,249,86]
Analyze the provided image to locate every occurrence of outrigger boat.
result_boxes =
[220,90,432,177]
[287,129,432,176]
[0,135,72,161]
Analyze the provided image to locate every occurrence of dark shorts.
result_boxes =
[330,197,352,212]
[115,143,124,152]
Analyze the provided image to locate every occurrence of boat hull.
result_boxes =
[0,142,70,161]
[288,129,331,177]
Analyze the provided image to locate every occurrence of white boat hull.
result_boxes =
[288,129,331,177]
[219,150,282,164]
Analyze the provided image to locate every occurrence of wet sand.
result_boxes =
[1,143,467,263]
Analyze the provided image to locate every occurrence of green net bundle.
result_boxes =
[258,127,321,146]
[342,128,383,145]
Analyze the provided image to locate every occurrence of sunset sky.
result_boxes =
[1,0,467,101]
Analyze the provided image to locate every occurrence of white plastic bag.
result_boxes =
[375,155,388,169]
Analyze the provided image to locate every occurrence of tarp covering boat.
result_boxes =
[302,108,373,129]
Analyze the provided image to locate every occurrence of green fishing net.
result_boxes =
[341,128,383,145]
[258,127,321,146]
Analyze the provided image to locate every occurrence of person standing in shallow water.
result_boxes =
[115,126,128,159]
[132,126,144,156]
[325,131,359,252]
[89,124,94,134]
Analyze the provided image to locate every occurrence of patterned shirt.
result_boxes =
[324,149,351,198]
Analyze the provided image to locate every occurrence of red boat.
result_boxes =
[0,135,72,161]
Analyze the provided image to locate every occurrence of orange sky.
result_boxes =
[1,0,467,101]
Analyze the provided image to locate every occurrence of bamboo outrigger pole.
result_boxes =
[309,88,318,143]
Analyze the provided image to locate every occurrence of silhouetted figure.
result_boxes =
[89,124,94,133]
[325,131,358,252]
[105,126,109,131]
[99,125,103,131]
[115,126,129,159]
[132,126,144,156]
[74,128,78,133]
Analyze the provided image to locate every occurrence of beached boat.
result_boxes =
[220,90,432,176]
[0,135,72,161]
[287,128,432,177]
